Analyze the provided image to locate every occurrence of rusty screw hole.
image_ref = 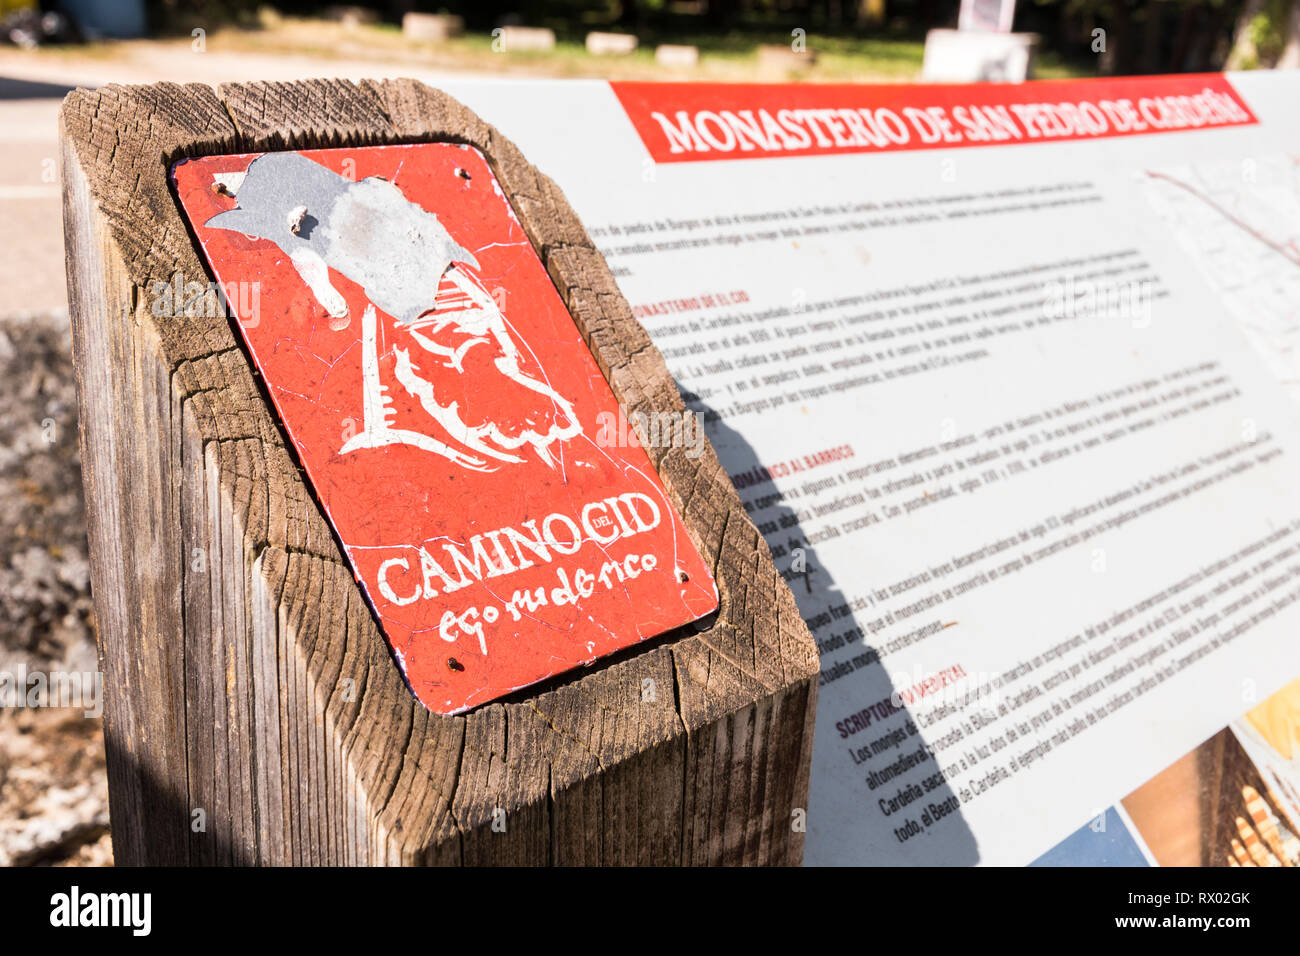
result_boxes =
[678,571,690,583]
[456,168,471,181]
[447,657,465,672]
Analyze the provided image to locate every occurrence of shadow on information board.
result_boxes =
[698,401,981,865]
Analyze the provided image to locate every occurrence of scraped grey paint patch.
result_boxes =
[205,152,479,324]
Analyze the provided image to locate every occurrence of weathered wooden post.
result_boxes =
[60,78,819,865]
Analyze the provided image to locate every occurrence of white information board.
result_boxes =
[440,72,1300,866]
[959,0,1017,33]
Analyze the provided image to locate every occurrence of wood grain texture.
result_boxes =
[60,78,819,866]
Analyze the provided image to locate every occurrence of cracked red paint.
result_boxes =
[172,143,717,715]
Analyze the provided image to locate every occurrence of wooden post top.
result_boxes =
[60,78,819,865]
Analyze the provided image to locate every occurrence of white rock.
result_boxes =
[586,32,638,56]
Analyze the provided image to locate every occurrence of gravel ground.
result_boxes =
[0,308,110,867]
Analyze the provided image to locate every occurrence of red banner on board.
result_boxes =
[610,74,1257,164]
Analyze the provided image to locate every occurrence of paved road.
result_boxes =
[0,78,66,316]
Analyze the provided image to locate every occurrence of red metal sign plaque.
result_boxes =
[172,144,717,714]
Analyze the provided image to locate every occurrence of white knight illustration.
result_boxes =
[205,152,581,471]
